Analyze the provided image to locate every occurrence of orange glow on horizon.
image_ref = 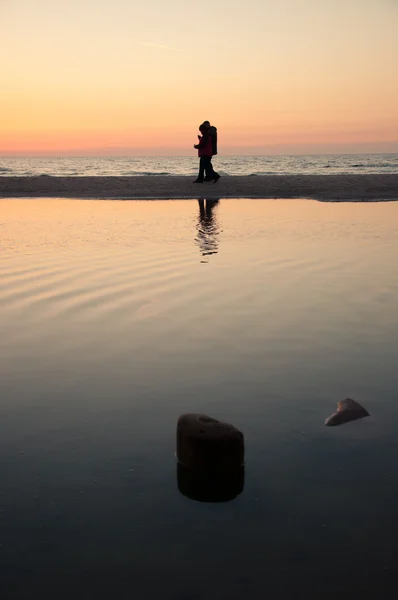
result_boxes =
[1,0,397,156]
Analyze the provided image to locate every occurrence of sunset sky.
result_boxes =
[1,0,397,156]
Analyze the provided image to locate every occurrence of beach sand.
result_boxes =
[1,174,397,201]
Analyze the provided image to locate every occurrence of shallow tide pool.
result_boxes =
[1,198,398,599]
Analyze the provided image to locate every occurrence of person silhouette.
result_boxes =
[202,121,219,182]
[193,124,220,183]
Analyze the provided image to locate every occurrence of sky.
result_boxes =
[1,0,397,156]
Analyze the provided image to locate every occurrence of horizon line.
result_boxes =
[1,151,398,159]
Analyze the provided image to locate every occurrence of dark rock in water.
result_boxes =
[325,398,370,426]
[177,462,244,503]
[176,413,244,472]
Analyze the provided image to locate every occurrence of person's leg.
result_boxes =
[204,157,220,182]
[210,159,220,182]
[203,156,213,180]
[194,157,205,182]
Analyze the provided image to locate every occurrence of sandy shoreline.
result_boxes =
[1,174,397,201]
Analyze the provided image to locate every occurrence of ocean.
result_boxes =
[1,153,398,177]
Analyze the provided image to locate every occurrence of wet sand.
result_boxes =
[1,174,397,201]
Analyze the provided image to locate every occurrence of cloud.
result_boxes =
[141,42,178,51]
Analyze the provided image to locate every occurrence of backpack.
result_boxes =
[209,126,218,155]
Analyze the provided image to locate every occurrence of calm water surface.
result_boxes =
[1,198,398,599]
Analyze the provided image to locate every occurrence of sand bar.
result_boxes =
[1,174,397,201]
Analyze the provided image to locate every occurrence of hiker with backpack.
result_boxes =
[193,121,220,183]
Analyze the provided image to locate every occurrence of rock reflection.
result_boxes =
[177,463,245,503]
[195,198,220,261]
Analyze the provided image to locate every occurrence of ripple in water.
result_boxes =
[1,198,398,599]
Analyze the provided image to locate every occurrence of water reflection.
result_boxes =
[177,463,245,503]
[195,198,220,261]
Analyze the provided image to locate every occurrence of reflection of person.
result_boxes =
[195,198,220,259]
[193,124,220,183]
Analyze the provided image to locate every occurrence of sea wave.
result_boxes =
[250,171,279,176]
[121,171,171,176]
[351,163,398,169]
[1,154,397,177]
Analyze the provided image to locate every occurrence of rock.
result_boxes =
[325,398,370,426]
[176,413,244,472]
